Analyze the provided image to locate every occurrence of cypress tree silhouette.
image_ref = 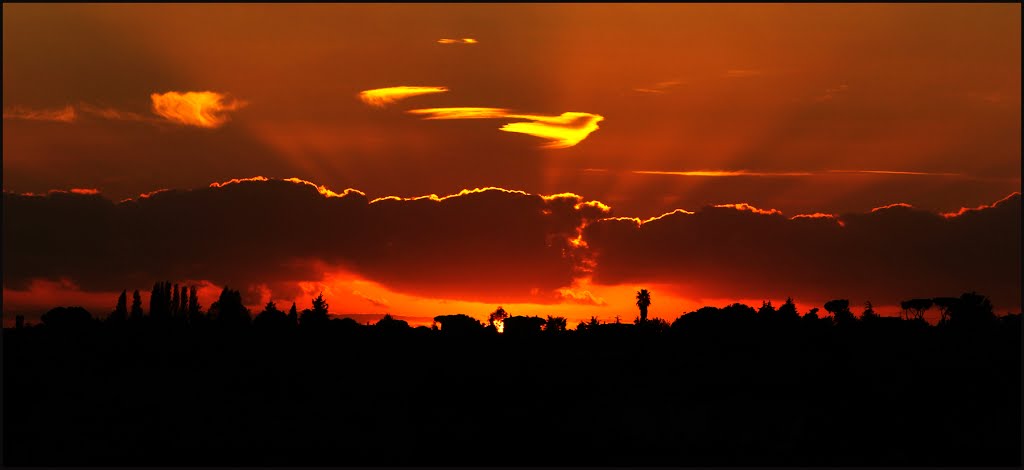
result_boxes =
[187,285,202,324]
[109,289,128,323]
[130,290,144,320]
[171,284,180,317]
[287,302,298,327]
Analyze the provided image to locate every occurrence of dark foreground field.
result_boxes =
[3,317,1020,467]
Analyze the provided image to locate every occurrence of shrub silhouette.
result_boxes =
[503,315,546,335]
[40,306,94,330]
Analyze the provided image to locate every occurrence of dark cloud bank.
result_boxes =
[3,178,1019,311]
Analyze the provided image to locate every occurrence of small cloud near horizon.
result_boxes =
[437,38,478,45]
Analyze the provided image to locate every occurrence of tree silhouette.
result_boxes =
[503,315,546,335]
[375,313,410,332]
[544,315,567,332]
[41,306,93,330]
[946,292,995,328]
[778,297,799,320]
[171,283,181,317]
[433,314,484,335]
[824,299,855,324]
[636,289,651,323]
[488,306,509,332]
[804,307,820,321]
[300,293,330,327]
[209,286,250,328]
[757,300,776,318]
[287,302,298,327]
[861,301,879,321]
[130,290,144,321]
[254,300,287,330]
[109,289,128,323]
[900,298,933,322]
[932,297,958,324]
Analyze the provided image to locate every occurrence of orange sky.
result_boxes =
[3,4,1021,326]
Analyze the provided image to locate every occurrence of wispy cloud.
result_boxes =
[352,290,390,308]
[150,91,248,128]
[724,69,763,78]
[633,79,684,94]
[616,169,964,178]
[827,169,963,177]
[78,103,153,122]
[633,170,814,177]
[437,38,478,45]
[407,107,604,149]
[816,84,849,102]
[358,86,449,108]
[3,105,76,123]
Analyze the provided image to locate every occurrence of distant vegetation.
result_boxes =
[4,284,1019,467]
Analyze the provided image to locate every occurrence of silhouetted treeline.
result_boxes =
[3,287,1019,466]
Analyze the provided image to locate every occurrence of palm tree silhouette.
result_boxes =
[636,289,651,323]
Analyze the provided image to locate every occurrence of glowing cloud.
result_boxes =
[437,38,478,44]
[407,107,510,120]
[713,203,783,216]
[358,86,449,108]
[150,91,247,128]
[3,105,76,123]
[941,192,1022,218]
[408,107,604,148]
[871,203,915,212]
[500,112,604,149]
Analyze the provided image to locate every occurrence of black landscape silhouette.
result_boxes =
[3,286,1020,466]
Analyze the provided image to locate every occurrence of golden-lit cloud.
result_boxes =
[407,107,510,120]
[150,91,247,128]
[3,105,76,123]
[69,188,100,195]
[408,107,604,148]
[713,203,783,216]
[870,202,914,212]
[437,38,478,45]
[941,191,1022,218]
[500,112,604,149]
[358,86,449,108]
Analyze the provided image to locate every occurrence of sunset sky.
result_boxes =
[3,4,1021,326]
